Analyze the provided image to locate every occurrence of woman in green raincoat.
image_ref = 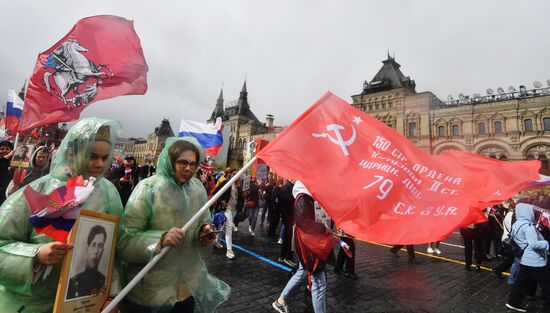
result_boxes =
[0,118,124,313]
[118,137,230,313]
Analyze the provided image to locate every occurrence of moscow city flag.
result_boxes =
[256,92,541,245]
[20,15,149,132]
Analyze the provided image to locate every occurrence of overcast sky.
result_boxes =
[1,1,549,137]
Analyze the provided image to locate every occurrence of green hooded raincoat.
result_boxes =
[118,137,230,313]
[0,118,124,313]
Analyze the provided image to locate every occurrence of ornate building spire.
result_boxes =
[209,84,225,121]
[237,79,249,114]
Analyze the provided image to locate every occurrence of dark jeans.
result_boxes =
[508,264,550,307]
[335,237,356,273]
[260,205,269,225]
[280,217,294,260]
[268,205,281,237]
[460,228,483,266]
[390,245,415,260]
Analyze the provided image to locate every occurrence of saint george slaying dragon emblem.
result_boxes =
[43,39,113,109]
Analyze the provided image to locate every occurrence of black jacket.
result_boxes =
[108,164,139,206]
[0,157,13,204]
[279,182,294,220]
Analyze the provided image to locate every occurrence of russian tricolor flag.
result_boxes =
[6,90,24,134]
[179,117,223,157]
[524,174,550,190]
[25,176,96,242]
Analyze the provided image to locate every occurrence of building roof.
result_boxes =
[362,54,416,94]
[209,86,225,121]
[213,79,261,124]
[155,119,175,137]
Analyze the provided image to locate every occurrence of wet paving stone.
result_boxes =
[203,225,548,312]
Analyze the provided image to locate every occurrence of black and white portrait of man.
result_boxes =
[66,224,108,300]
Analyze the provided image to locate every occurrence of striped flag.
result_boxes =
[5,90,24,134]
[25,176,96,241]
[524,174,550,190]
[178,117,223,157]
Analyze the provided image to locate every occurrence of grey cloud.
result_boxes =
[1,0,549,137]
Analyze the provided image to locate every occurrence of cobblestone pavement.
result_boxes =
[203,223,548,313]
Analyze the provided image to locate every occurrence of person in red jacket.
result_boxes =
[272,181,334,313]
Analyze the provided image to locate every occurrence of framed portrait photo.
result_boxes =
[10,144,34,168]
[53,210,120,313]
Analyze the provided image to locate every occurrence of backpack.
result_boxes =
[501,223,529,259]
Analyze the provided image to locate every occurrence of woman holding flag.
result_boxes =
[117,137,230,313]
[0,118,124,313]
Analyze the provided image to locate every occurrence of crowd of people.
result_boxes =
[0,120,550,313]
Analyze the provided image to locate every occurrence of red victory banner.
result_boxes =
[257,92,541,244]
[20,15,149,132]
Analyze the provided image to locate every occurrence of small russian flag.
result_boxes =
[25,176,96,242]
[178,117,223,157]
[5,90,24,134]
[524,174,550,190]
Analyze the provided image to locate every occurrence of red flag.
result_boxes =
[30,129,40,139]
[20,15,148,132]
[256,92,541,245]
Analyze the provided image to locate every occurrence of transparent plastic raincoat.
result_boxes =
[118,137,230,313]
[0,118,124,313]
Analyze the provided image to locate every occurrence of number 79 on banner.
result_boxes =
[363,175,394,200]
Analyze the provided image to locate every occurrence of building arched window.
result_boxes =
[544,117,550,130]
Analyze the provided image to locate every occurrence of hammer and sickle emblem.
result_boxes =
[312,124,357,156]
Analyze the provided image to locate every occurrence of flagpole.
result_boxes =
[102,156,258,313]
[11,79,29,154]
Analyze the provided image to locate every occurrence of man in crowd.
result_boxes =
[0,140,14,204]
[278,179,296,267]
[268,179,284,238]
[245,178,260,236]
[108,155,139,206]
[260,173,275,227]
[139,159,156,180]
